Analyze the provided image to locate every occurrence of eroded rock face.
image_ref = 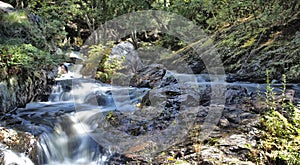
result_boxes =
[130,64,166,88]
[108,64,264,164]
[110,42,143,72]
[0,70,52,114]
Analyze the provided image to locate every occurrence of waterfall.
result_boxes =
[37,115,108,165]
[0,59,117,164]
[3,67,300,164]
[35,59,112,164]
[34,76,148,164]
[36,80,112,164]
[0,143,34,165]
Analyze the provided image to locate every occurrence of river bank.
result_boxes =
[0,64,299,164]
[1,1,299,164]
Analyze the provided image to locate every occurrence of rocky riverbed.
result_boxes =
[1,53,299,165]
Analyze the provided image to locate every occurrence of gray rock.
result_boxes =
[225,86,248,105]
[200,134,257,165]
[109,42,144,86]
[0,1,15,13]
[130,64,166,88]
[110,42,143,75]
[219,117,230,127]
[0,71,51,113]
[0,127,38,164]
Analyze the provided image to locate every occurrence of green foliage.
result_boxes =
[0,5,68,82]
[211,0,299,76]
[27,1,71,49]
[260,72,300,164]
[0,8,62,51]
[241,37,256,48]
[0,11,30,44]
[81,42,124,83]
[25,0,152,48]
[152,0,299,37]
[105,111,119,126]
[0,44,64,80]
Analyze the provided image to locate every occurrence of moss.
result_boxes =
[241,36,256,48]
[1,11,29,25]
[212,9,300,82]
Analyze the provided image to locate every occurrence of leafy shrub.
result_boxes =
[81,42,124,83]
[0,8,57,51]
[0,44,65,80]
[260,72,300,164]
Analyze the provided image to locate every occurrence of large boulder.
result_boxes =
[129,64,166,88]
[0,70,53,114]
[107,42,144,85]
[110,42,143,74]
[0,127,38,164]
[0,1,15,13]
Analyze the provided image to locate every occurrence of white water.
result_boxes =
[4,63,300,164]
[36,73,148,164]
[37,81,112,164]
[38,115,109,165]
[0,143,34,165]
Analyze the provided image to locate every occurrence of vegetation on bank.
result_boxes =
[1,0,300,164]
[0,9,65,80]
[1,0,299,81]
[259,72,300,164]
[81,42,123,83]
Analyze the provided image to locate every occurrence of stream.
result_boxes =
[1,70,300,164]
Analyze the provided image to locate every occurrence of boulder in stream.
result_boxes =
[0,127,38,164]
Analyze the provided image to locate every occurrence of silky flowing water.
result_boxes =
[34,78,149,164]
[1,71,300,164]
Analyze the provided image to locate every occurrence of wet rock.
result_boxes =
[0,1,16,13]
[199,133,257,165]
[219,134,256,159]
[0,127,38,164]
[109,61,268,164]
[219,117,230,127]
[141,83,201,108]
[224,109,242,124]
[226,74,238,82]
[130,64,166,88]
[0,70,52,114]
[84,92,109,106]
[47,67,59,79]
[225,86,248,105]
[110,42,144,85]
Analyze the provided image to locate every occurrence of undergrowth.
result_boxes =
[81,42,125,83]
[260,71,300,165]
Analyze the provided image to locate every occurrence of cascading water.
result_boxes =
[37,114,108,165]
[36,77,149,164]
[0,63,148,164]
[2,63,300,164]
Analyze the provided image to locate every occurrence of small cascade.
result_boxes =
[35,80,110,164]
[58,63,83,79]
[49,62,84,102]
[48,82,63,102]
[34,77,148,164]
[38,115,108,165]
[0,143,34,165]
